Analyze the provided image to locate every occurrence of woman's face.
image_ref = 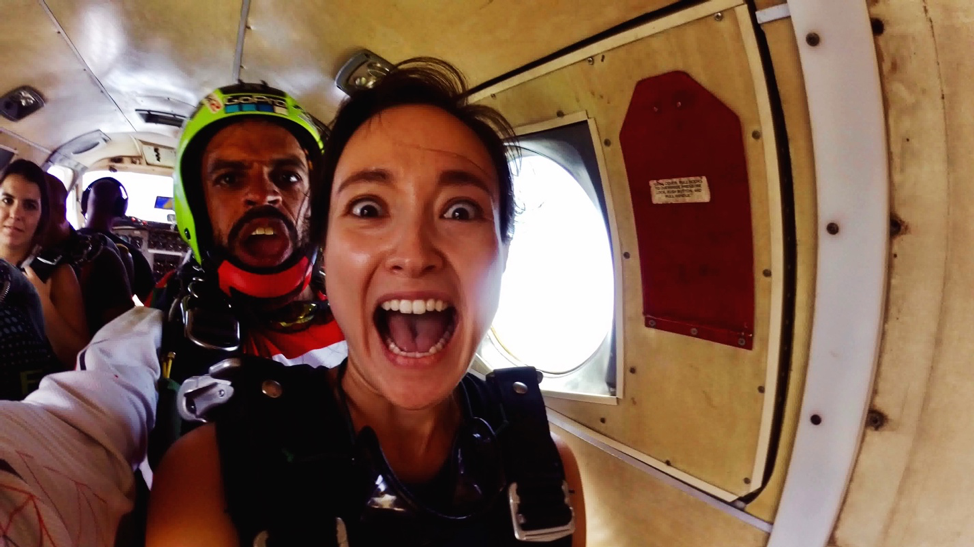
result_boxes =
[324,104,508,410]
[0,174,42,252]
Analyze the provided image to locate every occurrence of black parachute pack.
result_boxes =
[203,357,575,547]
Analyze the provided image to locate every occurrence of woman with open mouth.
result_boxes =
[148,59,585,547]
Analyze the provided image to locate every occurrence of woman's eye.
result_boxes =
[443,201,481,221]
[25,202,37,211]
[0,197,11,206]
[350,199,383,218]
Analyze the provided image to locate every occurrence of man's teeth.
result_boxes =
[251,226,276,236]
[379,299,449,314]
[384,327,454,358]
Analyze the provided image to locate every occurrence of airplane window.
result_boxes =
[81,170,174,224]
[484,153,614,375]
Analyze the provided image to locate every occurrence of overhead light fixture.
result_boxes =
[0,86,45,122]
[136,109,187,128]
[336,50,394,95]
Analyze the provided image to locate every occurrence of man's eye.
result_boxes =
[275,171,303,186]
[350,199,384,218]
[443,201,481,221]
[215,173,238,186]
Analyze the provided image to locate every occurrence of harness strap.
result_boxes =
[487,368,575,544]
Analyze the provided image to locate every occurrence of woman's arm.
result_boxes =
[26,264,89,368]
[553,433,586,547]
[146,424,239,547]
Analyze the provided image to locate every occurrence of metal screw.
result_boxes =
[665,459,672,466]
[714,12,724,21]
[806,32,821,46]
[218,389,226,397]
[758,386,765,394]
[827,222,840,235]
[623,252,631,259]
[890,216,903,236]
[556,110,565,118]
[513,381,528,395]
[603,138,611,147]
[752,130,762,140]
[690,328,699,336]
[599,417,606,424]
[763,269,772,278]
[629,367,636,374]
[587,57,594,65]
[744,477,751,485]
[261,380,283,398]
[738,338,746,346]
[811,414,822,425]
[866,409,887,430]
[648,320,657,327]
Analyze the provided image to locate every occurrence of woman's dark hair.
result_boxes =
[310,58,518,244]
[0,159,51,244]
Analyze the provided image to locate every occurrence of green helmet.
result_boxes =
[173,83,324,264]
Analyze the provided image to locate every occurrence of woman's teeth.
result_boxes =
[385,326,455,358]
[379,298,448,314]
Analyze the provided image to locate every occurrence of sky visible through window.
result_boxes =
[490,154,614,374]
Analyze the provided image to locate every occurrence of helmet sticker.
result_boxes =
[204,93,222,113]
[224,94,288,115]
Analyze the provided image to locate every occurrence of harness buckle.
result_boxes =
[181,295,241,352]
[508,481,575,542]
[175,358,243,422]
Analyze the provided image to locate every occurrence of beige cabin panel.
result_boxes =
[484,10,775,496]
[242,0,679,120]
[834,1,974,546]
[743,18,818,521]
[0,0,130,150]
[0,132,48,165]
[44,0,242,135]
[753,0,787,9]
[551,424,769,547]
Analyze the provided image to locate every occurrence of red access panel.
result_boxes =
[619,71,755,350]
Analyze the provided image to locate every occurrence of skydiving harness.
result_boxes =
[182,357,575,546]
[149,259,331,467]
[28,230,113,282]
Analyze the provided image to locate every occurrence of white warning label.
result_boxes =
[649,176,711,204]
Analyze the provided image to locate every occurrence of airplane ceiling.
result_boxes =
[0,0,676,154]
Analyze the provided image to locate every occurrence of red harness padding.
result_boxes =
[217,257,312,299]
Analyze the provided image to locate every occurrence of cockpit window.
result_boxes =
[483,153,614,376]
[80,170,174,224]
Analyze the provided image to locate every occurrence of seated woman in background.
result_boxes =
[148,59,585,546]
[0,159,89,370]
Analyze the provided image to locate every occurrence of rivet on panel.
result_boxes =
[871,18,885,36]
[738,338,746,347]
[690,328,699,336]
[513,381,528,395]
[556,110,565,118]
[751,130,762,140]
[758,385,765,394]
[714,12,724,21]
[744,477,751,485]
[648,320,657,327]
[490,93,496,99]
[826,222,840,235]
[806,32,821,47]
[810,414,822,425]
[261,380,283,399]
[587,57,595,65]
[762,269,772,278]
[866,409,887,430]
[599,417,606,424]
[628,367,636,374]
[890,214,905,237]
[603,138,611,147]
[664,459,672,466]
[623,252,631,259]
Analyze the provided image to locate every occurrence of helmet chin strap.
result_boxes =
[209,244,317,305]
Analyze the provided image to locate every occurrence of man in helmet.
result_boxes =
[0,84,346,547]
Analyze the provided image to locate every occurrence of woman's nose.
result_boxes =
[385,224,444,277]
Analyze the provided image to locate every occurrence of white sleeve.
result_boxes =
[0,306,162,547]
